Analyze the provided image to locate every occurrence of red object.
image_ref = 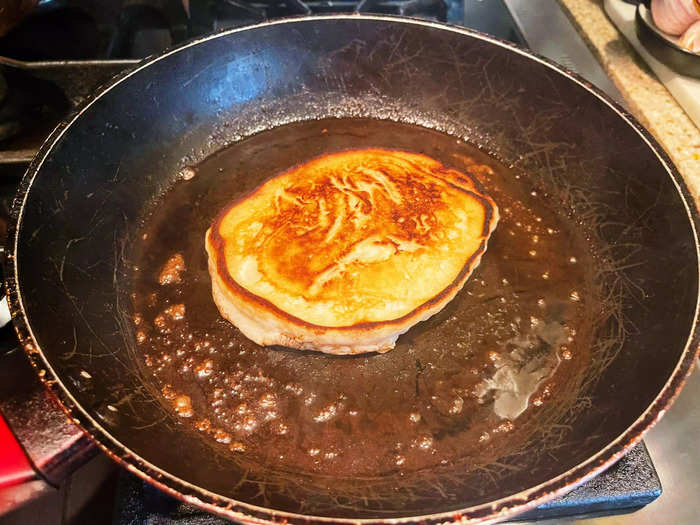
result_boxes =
[0,413,34,488]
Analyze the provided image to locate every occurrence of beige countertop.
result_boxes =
[557,0,700,201]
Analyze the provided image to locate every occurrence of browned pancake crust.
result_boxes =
[206,148,498,353]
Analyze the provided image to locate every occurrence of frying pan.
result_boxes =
[3,15,699,524]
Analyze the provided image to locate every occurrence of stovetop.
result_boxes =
[0,1,662,523]
[110,443,662,524]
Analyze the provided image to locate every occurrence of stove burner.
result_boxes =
[0,67,70,144]
[212,0,450,20]
[1,1,449,62]
[192,0,448,47]
[0,6,101,61]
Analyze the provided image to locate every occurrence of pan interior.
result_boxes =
[129,118,601,515]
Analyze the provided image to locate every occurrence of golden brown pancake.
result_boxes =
[205,148,498,354]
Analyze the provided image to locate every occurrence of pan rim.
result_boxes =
[5,13,700,525]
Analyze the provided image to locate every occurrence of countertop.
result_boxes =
[517,2,700,524]
[558,0,700,201]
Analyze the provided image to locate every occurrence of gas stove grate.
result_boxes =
[112,443,660,523]
[210,0,448,22]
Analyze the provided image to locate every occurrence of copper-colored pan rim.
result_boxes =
[208,147,496,332]
[5,14,700,525]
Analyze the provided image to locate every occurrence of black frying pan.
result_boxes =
[4,15,699,524]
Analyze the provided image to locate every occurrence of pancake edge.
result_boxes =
[205,151,499,354]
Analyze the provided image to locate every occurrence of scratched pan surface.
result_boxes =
[6,15,699,524]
